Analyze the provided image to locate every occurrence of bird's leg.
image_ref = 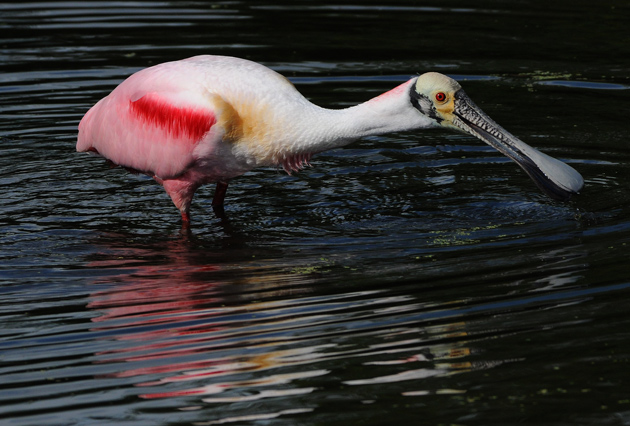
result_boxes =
[157,177,197,225]
[211,180,229,219]
[212,181,229,206]
[178,210,193,233]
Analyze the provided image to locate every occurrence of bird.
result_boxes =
[77,55,584,223]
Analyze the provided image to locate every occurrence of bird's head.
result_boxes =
[410,72,584,201]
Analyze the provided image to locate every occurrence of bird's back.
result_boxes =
[77,55,303,180]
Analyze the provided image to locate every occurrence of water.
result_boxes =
[1,1,630,425]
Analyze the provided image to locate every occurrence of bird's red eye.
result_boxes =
[435,92,447,102]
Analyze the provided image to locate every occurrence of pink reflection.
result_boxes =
[84,233,479,404]
[140,369,326,399]
[85,232,320,401]
[86,236,229,365]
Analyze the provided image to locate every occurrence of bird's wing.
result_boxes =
[77,77,225,180]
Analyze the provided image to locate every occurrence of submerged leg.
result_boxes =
[211,181,229,219]
[212,181,229,206]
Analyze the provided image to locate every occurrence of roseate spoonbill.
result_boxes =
[77,55,583,222]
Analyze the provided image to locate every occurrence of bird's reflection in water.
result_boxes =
[84,232,479,405]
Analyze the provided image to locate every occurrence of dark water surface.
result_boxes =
[2,1,630,425]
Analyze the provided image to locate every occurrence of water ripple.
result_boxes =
[2,1,630,425]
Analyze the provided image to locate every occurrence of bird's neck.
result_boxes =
[294,78,433,153]
[231,78,434,172]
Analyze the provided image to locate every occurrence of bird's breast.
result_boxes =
[214,95,300,168]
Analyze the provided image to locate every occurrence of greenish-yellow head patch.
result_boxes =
[412,72,462,127]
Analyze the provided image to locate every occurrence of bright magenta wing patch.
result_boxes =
[130,93,217,142]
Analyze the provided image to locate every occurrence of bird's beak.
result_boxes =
[446,89,584,201]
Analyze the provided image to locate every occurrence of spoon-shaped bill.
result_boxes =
[452,90,584,201]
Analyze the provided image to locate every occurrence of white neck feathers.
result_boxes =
[288,78,433,153]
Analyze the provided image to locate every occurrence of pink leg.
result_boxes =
[212,181,229,206]
[157,177,200,222]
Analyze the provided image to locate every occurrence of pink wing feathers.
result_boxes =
[77,65,220,180]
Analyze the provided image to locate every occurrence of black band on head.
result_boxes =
[409,83,443,124]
